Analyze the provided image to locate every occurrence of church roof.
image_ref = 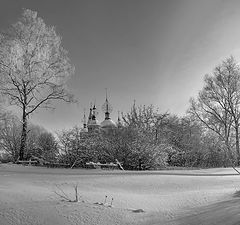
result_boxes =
[88,119,100,126]
[100,118,117,129]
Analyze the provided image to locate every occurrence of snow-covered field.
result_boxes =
[0,164,240,225]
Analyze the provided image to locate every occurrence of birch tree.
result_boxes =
[0,9,74,160]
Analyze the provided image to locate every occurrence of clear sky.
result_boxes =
[1,0,240,132]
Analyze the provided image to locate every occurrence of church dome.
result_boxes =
[100,119,117,129]
[88,119,100,126]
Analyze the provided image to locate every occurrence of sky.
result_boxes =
[1,0,240,132]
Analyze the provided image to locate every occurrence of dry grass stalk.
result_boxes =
[54,184,79,202]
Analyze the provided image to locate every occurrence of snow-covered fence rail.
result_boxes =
[86,162,120,170]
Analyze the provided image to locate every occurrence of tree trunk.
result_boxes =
[225,139,235,166]
[19,109,27,160]
[235,125,240,165]
[138,158,142,170]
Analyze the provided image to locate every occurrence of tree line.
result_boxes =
[56,104,229,169]
[0,101,231,169]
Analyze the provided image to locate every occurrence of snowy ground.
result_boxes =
[0,164,240,225]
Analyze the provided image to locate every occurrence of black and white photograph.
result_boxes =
[1,1,240,224]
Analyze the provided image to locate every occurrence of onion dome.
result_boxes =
[91,103,100,125]
[87,103,100,132]
[100,118,117,129]
[88,119,100,126]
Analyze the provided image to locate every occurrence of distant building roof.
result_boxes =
[100,118,117,129]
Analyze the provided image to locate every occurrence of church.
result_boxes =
[81,91,121,134]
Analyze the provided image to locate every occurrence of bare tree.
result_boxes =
[0,110,21,160]
[0,9,74,160]
[190,56,240,165]
[122,104,169,169]
[57,126,104,167]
